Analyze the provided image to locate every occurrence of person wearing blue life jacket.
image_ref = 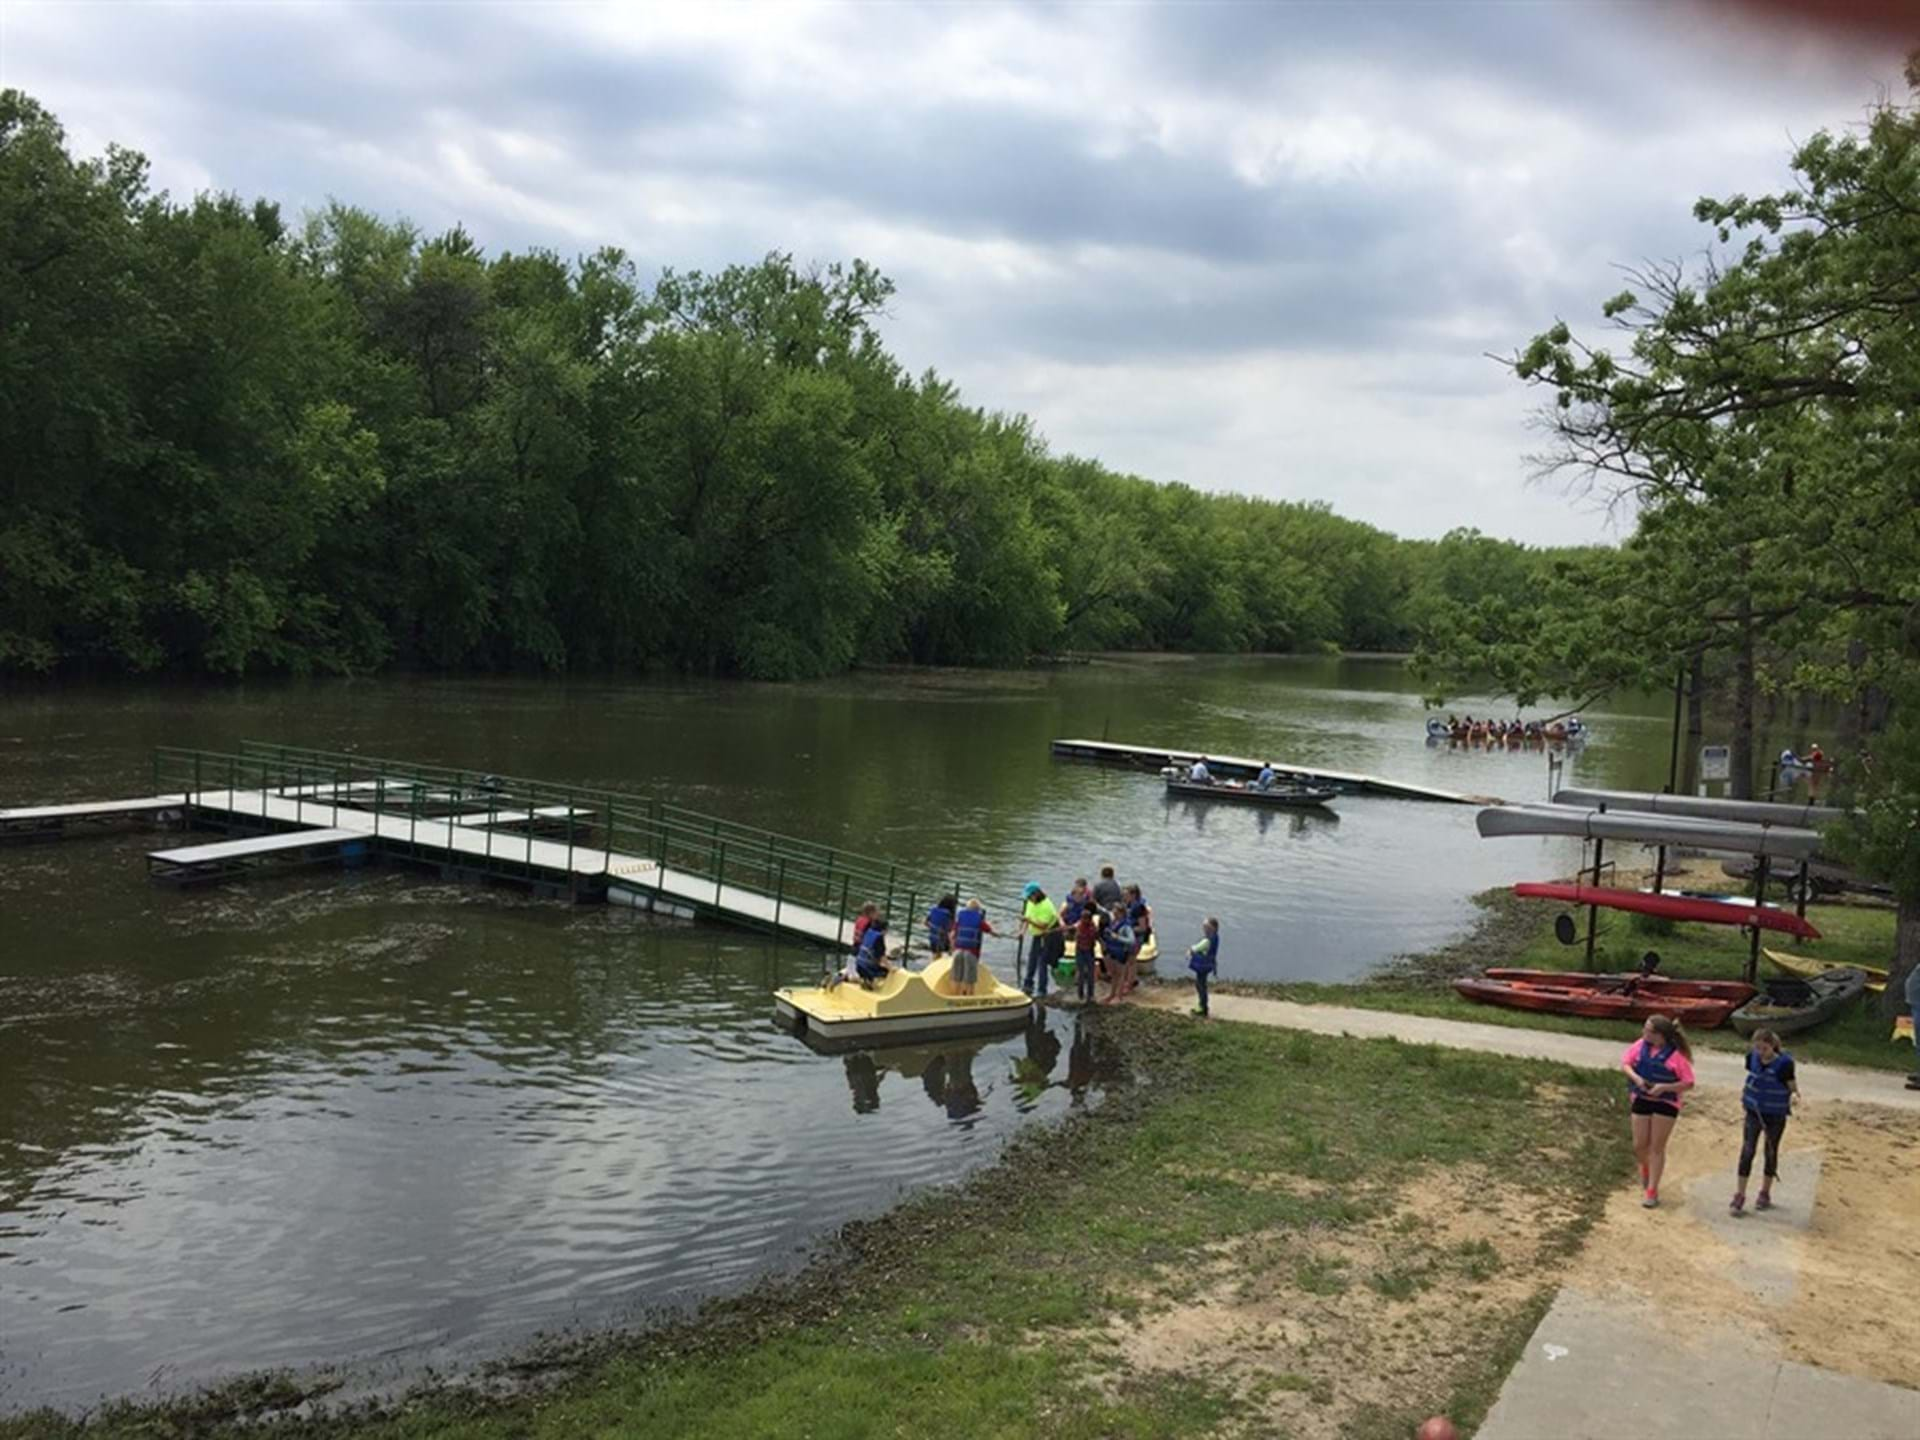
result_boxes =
[925,894,957,957]
[855,916,891,985]
[1187,917,1220,1017]
[1731,1027,1799,1215]
[1620,1014,1696,1209]
[1101,905,1135,1005]
[950,898,995,996]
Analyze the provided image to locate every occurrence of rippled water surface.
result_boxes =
[0,660,1675,1410]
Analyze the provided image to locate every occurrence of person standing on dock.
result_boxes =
[1018,883,1061,1000]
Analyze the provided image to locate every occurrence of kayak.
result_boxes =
[1483,968,1755,1001]
[1730,967,1869,1037]
[1164,777,1338,809]
[1763,947,1887,993]
[774,955,1032,1048]
[1453,974,1753,1028]
[1512,882,1822,940]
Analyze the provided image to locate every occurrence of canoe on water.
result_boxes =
[1164,777,1338,809]
[1512,882,1823,940]
[1763,947,1887,993]
[1730,968,1869,1037]
[1453,971,1754,1028]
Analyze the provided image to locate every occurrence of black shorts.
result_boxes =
[1631,1096,1680,1119]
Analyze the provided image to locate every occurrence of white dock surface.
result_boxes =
[149,827,366,866]
[1,794,187,822]
[184,788,848,945]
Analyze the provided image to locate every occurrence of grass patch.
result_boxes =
[1254,884,1911,1073]
[3,1010,1626,1440]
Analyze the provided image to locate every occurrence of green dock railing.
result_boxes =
[151,742,963,944]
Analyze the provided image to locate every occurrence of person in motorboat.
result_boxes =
[1187,756,1213,785]
[1254,761,1279,791]
[1018,883,1062,1000]
[854,916,892,987]
[926,893,957,957]
[951,898,994,996]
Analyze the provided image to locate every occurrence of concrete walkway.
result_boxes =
[1133,988,1920,1437]
[1480,1286,1920,1440]
[1133,988,1920,1112]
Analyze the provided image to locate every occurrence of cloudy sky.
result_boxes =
[3,2,1909,545]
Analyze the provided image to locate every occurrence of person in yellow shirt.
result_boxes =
[1017,882,1062,999]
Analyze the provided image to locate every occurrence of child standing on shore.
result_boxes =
[1186,917,1220,1017]
[1073,902,1102,1003]
[1731,1027,1798,1215]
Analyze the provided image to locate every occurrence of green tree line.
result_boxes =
[1,91,1587,682]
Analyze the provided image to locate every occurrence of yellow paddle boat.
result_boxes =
[775,955,1033,1047]
[1763,947,1888,993]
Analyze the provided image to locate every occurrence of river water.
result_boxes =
[0,659,1673,1411]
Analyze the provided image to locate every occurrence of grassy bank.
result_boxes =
[1254,877,1911,1074]
[6,1011,1626,1440]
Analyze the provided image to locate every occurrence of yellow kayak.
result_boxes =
[1764,947,1887,993]
[775,955,1032,1047]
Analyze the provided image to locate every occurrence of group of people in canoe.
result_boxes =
[837,863,1223,1017]
[1429,714,1586,744]
[1622,1014,1802,1214]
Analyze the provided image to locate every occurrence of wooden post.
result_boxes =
[1747,855,1771,985]
[1584,805,1605,971]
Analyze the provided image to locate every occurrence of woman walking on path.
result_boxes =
[1731,1027,1798,1216]
[1621,1014,1696,1209]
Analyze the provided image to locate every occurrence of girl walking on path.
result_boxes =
[1621,1014,1696,1209]
[1731,1027,1798,1216]
[1186,918,1220,1017]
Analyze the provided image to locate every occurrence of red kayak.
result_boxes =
[1483,968,1754,1001]
[1454,973,1754,1028]
[1513,882,1821,940]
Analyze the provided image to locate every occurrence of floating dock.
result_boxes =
[0,794,188,843]
[3,743,964,950]
[148,827,371,886]
[1050,738,1487,805]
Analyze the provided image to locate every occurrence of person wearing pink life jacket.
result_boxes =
[1621,1014,1696,1209]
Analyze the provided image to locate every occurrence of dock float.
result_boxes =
[148,827,370,886]
[1049,738,1488,805]
[0,742,967,950]
[0,794,188,843]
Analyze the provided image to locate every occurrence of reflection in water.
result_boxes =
[0,658,1698,1412]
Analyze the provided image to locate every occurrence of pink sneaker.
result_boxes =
[1729,1193,1746,1216]
[1642,1190,1659,1209]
